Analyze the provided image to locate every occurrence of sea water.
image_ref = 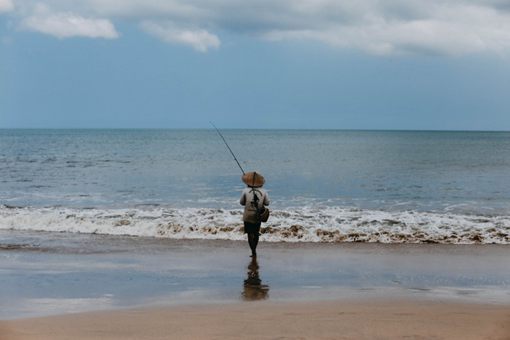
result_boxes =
[1,129,509,243]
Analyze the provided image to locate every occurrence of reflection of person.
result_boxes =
[242,257,269,301]
[240,171,270,257]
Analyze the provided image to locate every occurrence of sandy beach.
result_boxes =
[1,299,509,339]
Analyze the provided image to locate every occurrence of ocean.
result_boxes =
[1,129,509,244]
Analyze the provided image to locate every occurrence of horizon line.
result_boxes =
[0,127,509,133]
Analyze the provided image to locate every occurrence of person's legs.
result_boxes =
[245,222,261,257]
[248,233,257,256]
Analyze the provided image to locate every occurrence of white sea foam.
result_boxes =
[0,205,509,244]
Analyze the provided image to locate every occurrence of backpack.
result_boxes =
[249,188,270,223]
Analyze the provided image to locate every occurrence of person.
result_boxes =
[240,171,270,257]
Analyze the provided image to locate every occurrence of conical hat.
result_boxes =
[242,171,265,188]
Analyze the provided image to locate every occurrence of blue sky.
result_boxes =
[1,0,510,130]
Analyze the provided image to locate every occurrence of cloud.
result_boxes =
[140,21,219,52]
[263,4,510,56]
[9,0,510,55]
[21,11,119,39]
[88,0,207,20]
[0,0,14,13]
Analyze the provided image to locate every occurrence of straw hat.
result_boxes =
[242,171,265,188]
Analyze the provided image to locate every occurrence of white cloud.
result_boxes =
[140,21,219,52]
[8,0,510,55]
[87,0,207,20]
[0,0,14,13]
[21,11,119,39]
[262,2,510,56]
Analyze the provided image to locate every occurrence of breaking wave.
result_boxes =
[0,205,509,244]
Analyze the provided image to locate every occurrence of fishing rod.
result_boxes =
[210,122,245,175]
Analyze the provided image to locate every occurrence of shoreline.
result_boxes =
[1,298,509,339]
[1,231,510,321]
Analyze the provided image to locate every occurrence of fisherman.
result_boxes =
[240,171,270,257]
[210,124,270,256]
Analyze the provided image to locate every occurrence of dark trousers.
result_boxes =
[244,221,260,255]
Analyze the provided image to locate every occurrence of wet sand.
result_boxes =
[1,299,509,339]
[1,230,510,339]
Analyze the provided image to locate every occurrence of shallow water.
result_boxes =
[1,230,509,319]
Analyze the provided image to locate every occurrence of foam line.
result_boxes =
[0,205,508,244]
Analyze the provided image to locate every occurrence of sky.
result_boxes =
[1,0,510,130]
